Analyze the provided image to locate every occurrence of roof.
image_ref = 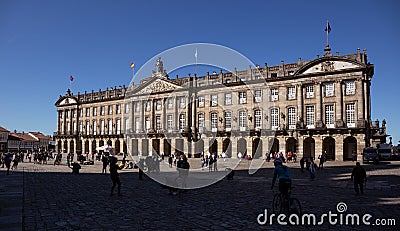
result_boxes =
[12,133,38,142]
[29,132,51,141]
[0,126,10,133]
[8,134,22,141]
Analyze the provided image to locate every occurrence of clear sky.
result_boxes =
[0,0,399,143]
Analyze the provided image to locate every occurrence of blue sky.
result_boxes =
[0,0,399,143]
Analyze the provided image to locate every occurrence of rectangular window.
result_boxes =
[271,108,279,129]
[79,108,83,117]
[124,118,129,132]
[288,86,296,100]
[73,121,76,132]
[79,121,83,133]
[254,110,262,129]
[271,89,279,101]
[136,102,140,112]
[108,120,113,134]
[179,97,186,108]
[179,114,185,130]
[85,121,90,135]
[145,101,151,111]
[211,113,218,132]
[86,108,90,117]
[167,98,173,109]
[325,105,335,128]
[306,106,315,128]
[225,93,232,105]
[93,120,97,135]
[254,90,262,102]
[93,107,97,116]
[211,94,218,106]
[167,115,173,130]
[116,104,121,114]
[346,103,355,127]
[116,119,121,134]
[154,100,161,111]
[324,82,334,97]
[198,96,205,107]
[108,105,113,115]
[239,92,247,104]
[345,80,355,95]
[198,113,204,129]
[100,106,105,115]
[225,111,232,131]
[145,117,150,130]
[135,117,140,132]
[100,120,105,135]
[305,85,314,98]
[72,110,76,118]
[239,111,247,130]
[156,116,161,131]
[288,107,296,129]
[66,110,70,118]
[124,103,130,114]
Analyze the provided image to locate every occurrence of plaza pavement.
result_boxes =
[1,157,399,230]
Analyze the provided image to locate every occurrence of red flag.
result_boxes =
[70,75,74,81]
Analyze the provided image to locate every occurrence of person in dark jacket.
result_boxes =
[351,162,367,195]
[109,156,122,196]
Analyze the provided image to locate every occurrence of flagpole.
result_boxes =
[195,48,198,75]
[326,20,329,46]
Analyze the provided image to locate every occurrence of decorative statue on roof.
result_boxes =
[156,57,164,74]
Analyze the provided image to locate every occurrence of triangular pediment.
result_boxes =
[297,57,365,75]
[136,78,182,95]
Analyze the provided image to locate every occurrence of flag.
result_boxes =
[130,62,135,69]
[195,48,198,59]
[325,22,331,33]
[70,75,74,81]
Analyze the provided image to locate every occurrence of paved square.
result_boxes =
[1,159,399,230]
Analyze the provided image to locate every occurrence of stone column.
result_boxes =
[363,80,368,121]
[137,138,142,156]
[297,84,303,122]
[297,135,304,158]
[140,100,144,132]
[247,137,252,157]
[231,136,238,158]
[357,78,364,121]
[335,80,343,126]
[316,82,323,127]
[278,136,286,154]
[314,135,323,157]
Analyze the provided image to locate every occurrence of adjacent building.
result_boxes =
[7,132,52,152]
[54,45,387,160]
[0,126,9,152]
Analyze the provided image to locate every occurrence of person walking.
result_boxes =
[5,154,12,175]
[318,152,327,170]
[351,162,367,195]
[109,156,122,196]
[178,155,190,189]
[102,155,109,174]
[168,155,173,168]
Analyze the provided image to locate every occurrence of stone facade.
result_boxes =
[55,46,386,160]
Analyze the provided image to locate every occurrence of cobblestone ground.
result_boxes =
[1,158,399,230]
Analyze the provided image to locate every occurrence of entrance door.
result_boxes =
[323,137,335,160]
[303,137,315,159]
[343,137,357,161]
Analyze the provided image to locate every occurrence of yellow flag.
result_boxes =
[130,62,135,69]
